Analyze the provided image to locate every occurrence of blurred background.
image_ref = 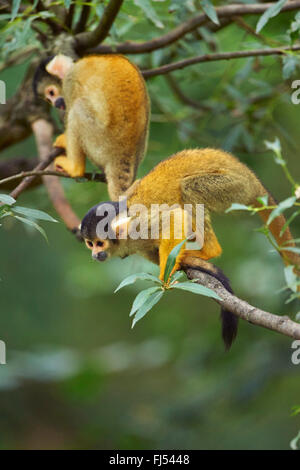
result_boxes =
[0,1,300,450]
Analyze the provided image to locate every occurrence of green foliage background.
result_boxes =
[0,0,299,449]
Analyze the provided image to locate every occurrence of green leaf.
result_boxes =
[290,431,300,450]
[226,203,252,213]
[164,239,187,284]
[200,0,219,25]
[282,55,300,80]
[170,270,185,284]
[132,290,164,328]
[256,0,287,33]
[129,286,162,317]
[281,246,300,254]
[133,0,164,29]
[291,406,300,416]
[64,0,71,9]
[114,273,162,292]
[284,265,298,293]
[286,291,300,304]
[0,194,16,206]
[14,215,48,242]
[267,197,296,225]
[257,195,269,207]
[265,137,282,156]
[11,0,21,21]
[12,206,58,223]
[280,210,300,236]
[172,281,221,300]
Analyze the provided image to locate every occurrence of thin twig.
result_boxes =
[0,169,106,186]
[186,268,300,340]
[165,74,210,111]
[9,147,64,200]
[92,1,300,55]
[142,45,300,78]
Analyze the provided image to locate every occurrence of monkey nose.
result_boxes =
[54,97,66,110]
[93,251,108,262]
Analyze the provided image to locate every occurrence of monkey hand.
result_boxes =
[54,156,85,177]
[54,133,67,150]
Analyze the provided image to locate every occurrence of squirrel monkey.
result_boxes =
[33,54,150,199]
[80,148,299,349]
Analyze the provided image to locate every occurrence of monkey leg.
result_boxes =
[181,172,263,213]
[198,211,222,260]
[54,133,67,150]
[54,131,86,178]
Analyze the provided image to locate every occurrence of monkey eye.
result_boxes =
[45,86,57,99]
[96,241,104,247]
[87,240,93,248]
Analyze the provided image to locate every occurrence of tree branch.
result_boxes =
[31,119,81,237]
[186,268,300,340]
[0,59,51,152]
[91,1,300,55]
[0,157,40,191]
[65,2,76,29]
[75,0,124,52]
[165,74,210,111]
[74,3,91,34]
[9,148,63,200]
[142,45,300,78]
[0,169,106,186]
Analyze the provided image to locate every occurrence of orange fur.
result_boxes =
[42,54,150,199]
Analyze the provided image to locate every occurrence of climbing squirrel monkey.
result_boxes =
[33,54,150,199]
[80,148,300,349]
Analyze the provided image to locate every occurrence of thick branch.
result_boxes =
[65,2,75,29]
[76,0,124,52]
[186,268,300,340]
[74,4,91,34]
[31,119,81,237]
[91,1,300,55]
[0,60,51,152]
[142,45,300,78]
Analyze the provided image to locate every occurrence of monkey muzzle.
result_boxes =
[54,97,66,110]
[93,251,108,262]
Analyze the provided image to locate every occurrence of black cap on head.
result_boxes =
[32,56,55,97]
[80,201,121,240]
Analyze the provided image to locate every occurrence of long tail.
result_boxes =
[254,192,300,273]
[184,260,238,350]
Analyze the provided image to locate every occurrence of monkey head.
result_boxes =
[33,54,74,110]
[80,201,128,262]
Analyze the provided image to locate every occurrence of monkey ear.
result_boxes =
[46,55,74,80]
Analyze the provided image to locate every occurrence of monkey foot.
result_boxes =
[54,133,67,149]
[54,156,85,177]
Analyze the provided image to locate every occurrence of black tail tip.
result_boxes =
[221,309,239,351]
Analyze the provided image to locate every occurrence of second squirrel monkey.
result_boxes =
[80,148,299,349]
[33,54,150,199]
